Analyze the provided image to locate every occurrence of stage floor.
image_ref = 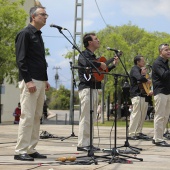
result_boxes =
[0,121,170,170]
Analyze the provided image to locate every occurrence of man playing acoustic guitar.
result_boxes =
[128,55,152,140]
[77,33,119,151]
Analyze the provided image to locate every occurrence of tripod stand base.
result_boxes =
[117,141,142,154]
[76,156,98,165]
[76,147,98,165]
[118,148,140,154]
[61,132,77,141]
[102,147,143,162]
[109,156,133,164]
[102,148,119,154]
[77,145,115,165]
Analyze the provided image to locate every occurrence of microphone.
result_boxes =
[107,47,121,53]
[50,24,67,30]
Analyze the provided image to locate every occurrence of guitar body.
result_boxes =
[142,83,151,95]
[93,56,109,82]
[142,74,152,95]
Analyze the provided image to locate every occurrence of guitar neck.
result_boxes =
[105,58,114,66]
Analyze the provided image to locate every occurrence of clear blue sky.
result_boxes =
[39,0,170,89]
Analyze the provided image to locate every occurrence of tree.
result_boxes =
[46,85,79,110]
[0,0,27,83]
[63,23,170,103]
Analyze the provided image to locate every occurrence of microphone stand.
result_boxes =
[61,61,77,141]
[117,79,142,154]
[102,73,143,163]
[56,28,99,142]
[102,51,143,163]
[116,52,143,154]
[53,28,108,165]
[114,51,143,153]
[56,28,78,141]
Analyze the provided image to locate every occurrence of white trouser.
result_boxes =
[154,94,170,142]
[78,88,98,147]
[129,96,148,136]
[15,79,45,154]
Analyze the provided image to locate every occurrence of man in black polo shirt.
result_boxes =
[152,43,170,147]
[77,33,119,151]
[128,55,152,140]
[14,6,50,161]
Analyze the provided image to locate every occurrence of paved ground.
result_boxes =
[0,110,170,170]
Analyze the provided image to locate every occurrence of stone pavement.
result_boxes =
[0,111,170,170]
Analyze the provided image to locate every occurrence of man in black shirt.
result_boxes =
[152,43,170,147]
[14,6,50,161]
[77,33,119,151]
[128,55,152,140]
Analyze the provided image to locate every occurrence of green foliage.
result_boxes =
[45,48,50,56]
[0,0,51,84]
[95,120,155,128]
[0,0,27,83]
[62,23,170,103]
[45,85,79,110]
[99,24,170,102]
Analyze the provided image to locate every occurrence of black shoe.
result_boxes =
[77,146,88,151]
[128,136,139,140]
[77,146,100,152]
[152,139,155,144]
[138,133,153,140]
[138,133,147,136]
[14,154,34,161]
[163,133,170,140]
[138,134,152,141]
[29,152,47,159]
[155,141,170,147]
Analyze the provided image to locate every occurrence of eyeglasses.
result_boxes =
[37,13,49,18]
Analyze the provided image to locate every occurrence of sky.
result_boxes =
[39,0,170,89]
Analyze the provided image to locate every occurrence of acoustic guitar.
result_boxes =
[142,74,152,96]
[92,56,109,82]
[92,52,122,82]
